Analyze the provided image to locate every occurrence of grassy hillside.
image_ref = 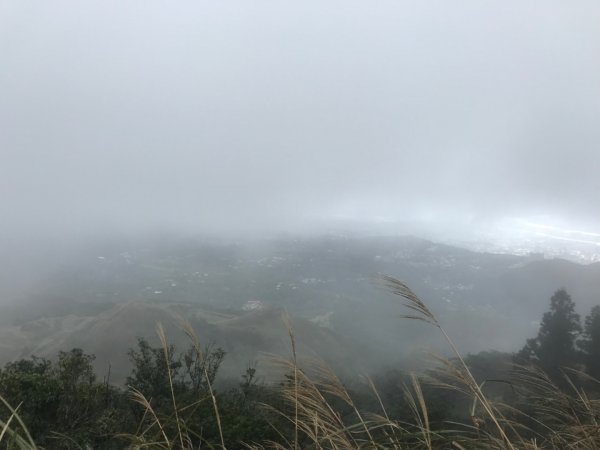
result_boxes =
[2,276,600,449]
[1,234,600,380]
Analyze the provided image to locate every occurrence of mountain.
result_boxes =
[0,300,363,383]
[1,234,600,380]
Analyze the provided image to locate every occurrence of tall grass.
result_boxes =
[248,276,600,449]
[3,276,600,449]
[122,320,227,450]
[0,395,37,449]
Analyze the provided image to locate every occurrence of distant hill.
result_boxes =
[0,300,364,383]
[1,234,600,379]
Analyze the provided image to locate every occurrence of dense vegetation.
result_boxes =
[2,279,600,449]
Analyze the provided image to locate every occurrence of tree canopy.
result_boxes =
[579,305,600,379]
[517,289,582,379]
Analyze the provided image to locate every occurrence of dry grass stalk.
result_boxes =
[128,386,171,447]
[0,394,37,449]
[380,275,517,450]
[7,276,600,449]
[157,322,186,450]
[282,311,300,450]
[179,318,226,450]
[0,405,20,443]
[125,321,227,449]
[403,373,432,450]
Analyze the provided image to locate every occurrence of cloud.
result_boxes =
[1,0,600,236]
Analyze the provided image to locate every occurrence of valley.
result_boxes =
[1,234,599,382]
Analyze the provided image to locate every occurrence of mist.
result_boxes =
[1,0,599,364]
[2,0,600,242]
[3,4,600,445]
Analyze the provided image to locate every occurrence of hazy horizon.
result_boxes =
[2,1,600,242]
[2,0,600,316]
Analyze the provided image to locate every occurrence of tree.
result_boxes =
[126,338,229,447]
[518,289,581,380]
[579,305,600,379]
[57,348,96,388]
[126,337,226,404]
[0,356,61,439]
[0,349,132,449]
[126,337,182,409]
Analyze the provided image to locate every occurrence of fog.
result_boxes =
[1,0,599,242]
[3,5,600,437]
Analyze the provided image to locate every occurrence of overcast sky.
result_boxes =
[2,1,600,238]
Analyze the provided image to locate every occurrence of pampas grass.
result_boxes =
[4,275,600,449]
[121,321,227,449]
[0,394,37,449]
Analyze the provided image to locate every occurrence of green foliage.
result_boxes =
[518,289,582,380]
[0,357,60,440]
[579,305,600,379]
[126,336,276,448]
[0,349,133,449]
[0,341,276,449]
[126,337,226,400]
[182,343,225,395]
[3,282,600,449]
[126,337,182,409]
